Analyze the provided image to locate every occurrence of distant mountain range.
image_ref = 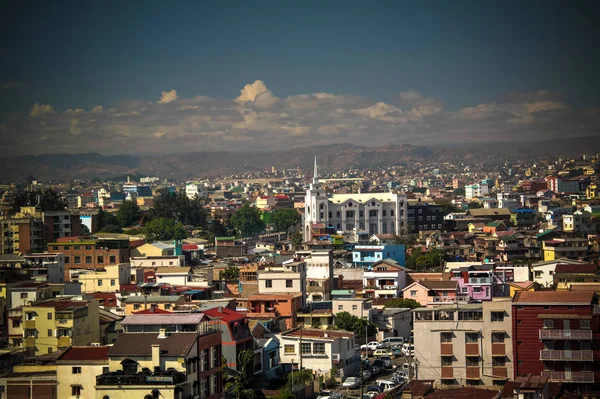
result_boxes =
[1,136,598,181]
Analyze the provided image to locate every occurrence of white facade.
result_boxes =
[258,262,307,306]
[332,298,375,319]
[154,267,192,286]
[363,267,405,298]
[304,159,407,241]
[24,253,65,283]
[532,259,586,288]
[130,256,185,268]
[465,184,489,200]
[186,183,207,200]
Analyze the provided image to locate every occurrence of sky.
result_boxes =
[1,1,599,155]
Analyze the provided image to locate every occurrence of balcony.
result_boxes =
[492,367,507,379]
[24,320,36,330]
[466,366,480,380]
[428,295,469,305]
[97,371,187,386]
[57,336,71,347]
[540,350,593,361]
[307,285,325,293]
[441,343,453,355]
[441,367,453,379]
[539,329,592,340]
[491,343,505,356]
[542,371,595,383]
[465,343,479,356]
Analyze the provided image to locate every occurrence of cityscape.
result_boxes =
[1,2,600,399]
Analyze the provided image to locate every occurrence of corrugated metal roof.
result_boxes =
[122,313,205,325]
[124,295,183,304]
[108,332,197,357]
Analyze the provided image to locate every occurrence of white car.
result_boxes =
[360,341,383,351]
[317,391,342,399]
[343,376,362,389]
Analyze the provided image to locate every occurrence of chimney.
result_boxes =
[151,344,160,369]
[324,333,329,338]
[158,328,168,339]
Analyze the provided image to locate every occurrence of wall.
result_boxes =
[57,363,105,399]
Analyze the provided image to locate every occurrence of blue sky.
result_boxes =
[1,1,599,154]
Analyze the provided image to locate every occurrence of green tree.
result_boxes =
[220,267,240,280]
[383,298,421,309]
[334,311,377,338]
[405,248,446,271]
[142,217,187,242]
[13,188,67,212]
[291,231,303,248]
[152,189,207,227]
[271,208,301,232]
[81,225,91,236]
[230,203,265,237]
[467,201,483,209]
[97,209,119,231]
[225,349,255,399]
[435,199,462,214]
[99,224,123,233]
[116,200,141,227]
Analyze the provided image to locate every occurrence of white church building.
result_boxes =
[304,158,408,241]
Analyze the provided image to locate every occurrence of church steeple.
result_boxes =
[313,156,318,185]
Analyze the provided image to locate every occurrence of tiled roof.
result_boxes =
[569,283,600,291]
[205,307,246,322]
[420,280,458,290]
[108,332,197,357]
[58,346,109,362]
[554,264,598,274]
[513,291,595,304]
[122,313,205,325]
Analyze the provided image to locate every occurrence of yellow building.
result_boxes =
[56,346,109,399]
[130,242,175,257]
[542,237,589,261]
[507,281,535,297]
[22,298,100,356]
[587,183,599,198]
[75,263,131,293]
[123,295,186,314]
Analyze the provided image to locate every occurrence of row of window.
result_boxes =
[284,342,326,355]
[65,255,117,264]
[264,279,294,288]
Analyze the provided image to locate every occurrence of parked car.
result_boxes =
[362,369,372,380]
[372,359,385,371]
[361,341,383,351]
[370,364,382,376]
[367,385,383,393]
[380,337,405,347]
[373,349,393,358]
[391,347,403,357]
[343,376,362,389]
[394,371,408,380]
[379,355,394,369]
[364,393,378,399]
[317,391,342,399]
[401,343,414,357]
[376,380,398,391]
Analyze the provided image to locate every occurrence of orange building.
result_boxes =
[246,293,303,329]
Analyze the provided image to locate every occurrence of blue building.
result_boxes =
[352,244,406,267]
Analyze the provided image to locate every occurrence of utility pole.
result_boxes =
[299,326,303,371]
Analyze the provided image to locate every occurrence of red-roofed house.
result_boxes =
[205,307,253,371]
[512,291,600,388]
[57,346,109,399]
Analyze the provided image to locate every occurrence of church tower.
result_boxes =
[304,157,328,242]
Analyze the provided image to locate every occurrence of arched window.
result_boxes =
[121,359,138,374]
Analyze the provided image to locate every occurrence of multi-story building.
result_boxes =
[296,250,333,302]
[8,281,65,309]
[512,291,600,389]
[363,259,407,298]
[407,203,446,233]
[73,263,131,293]
[23,253,66,283]
[123,295,185,315]
[332,297,374,320]
[186,182,208,200]
[413,298,513,387]
[277,327,359,380]
[563,211,600,235]
[0,206,44,254]
[304,159,407,240]
[553,264,600,289]
[352,244,406,268]
[257,261,306,307]
[403,280,465,306]
[247,293,303,330]
[56,345,109,399]
[21,298,100,356]
[204,306,253,371]
[542,238,589,261]
[42,211,82,242]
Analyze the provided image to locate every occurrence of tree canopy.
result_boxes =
[13,188,67,212]
[152,189,207,227]
[271,208,301,232]
[383,298,421,309]
[230,203,265,237]
[97,209,119,231]
[220,266,240,280]
[405,248,446,271]
[142,217,187,242]
[116,200,141,227]
[334,311,377,338]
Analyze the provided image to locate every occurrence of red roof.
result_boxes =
[182,244,199,250]
[58,346,109,362]
[513,291,595,304]
[554,264,598,274]
[119,284,139,292]
[205,307,246,322]
[134,308,172,314]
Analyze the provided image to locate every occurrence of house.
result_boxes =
[296,302,334,329]
[130,242,177,257]
[123,295,185,314]
[204,307,253,371]
[277,327,359,379]
[512,291,600,389]
[510,208,537,228]
[552,264,600,289]
[499,374,564,399]
[483,221,507,235]
[402,280,463,306]
[8,281,65,309]
[373,307,412,340]
[0,351,59,399]
[73,262,131,293]
[296,250,333,302]
[532,258,587,288]
[542,237,588,261]
[56,346,109,399]
[120,312,210,334]
[507,281,536,297]
[363,259,408,298]
[153,266,193,286]
[352,245,406,268]
[332,298,374,320]
[467,207,512,222]
[257,262,306,307]
[246,293,303,330]
[253,336,283,386]
[450,265,494,301]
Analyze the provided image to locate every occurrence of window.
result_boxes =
[352,305,358,311]
[369,210,377,217]
[98,279,103,286]
[391,210,394,216]
[122,359,138,373]
[74,256,81,264]
[338,305,343,311]
[301,343,311,354]
[72,367,82,374]
[492,357,506,367]
[441,356,453,366]
[441,332,452,343]
[98,255,104,263]
[466,356,479,367]
[109,255,116,263]
[491,311,504,322]
[284,345,295,354]
[74,246,80,250]
[265,280,273,288]
[164,304,171,310]
[85,256,92,264]
[286,280,293,288]
[382,210,387,216]
[71,385,82,396]
[210,374,217,396]
[134,304,140,310]
[111,279,116,286]
[313,343,325,354]
[48,313,53,320]
[543,320,554,329]
[492,332,505,343]
[580,319,590,329]
[65,256,70,264]
[465,333,478,343]
[410,290,417,297]
[47,329,53,337]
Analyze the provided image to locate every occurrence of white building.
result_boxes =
[154,266,193,286]
[277,327,359,379]
[24,253,65,283]
[186,182,208,200]
[465,184,489,200]
[304,158,407,241]
[130,256,185,268]
[531,258,587,288]
[373,308,412,340]
[258,262,307,306]
[296,250,334,302]
[363,259,407,298]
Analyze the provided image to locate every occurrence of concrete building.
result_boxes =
[23,253,65,283]
[531,258,587,288]
[542,238,589,261]
[72,263,131,293]
[412,299,513,387]
[304,158,407,240]
[332,298,374,320]
[42,211,82,242]
[258,262,307,307]
[56,346,109,399]
[247,293,303,330]
[363,259,408,298]
[186,182,208,200]
[296,250,333,302]
[373,307,412,340]
[277,327,359,379]
[123,295,185,315]
[0,206,44,255]
[352,244,406,268]
[204,307,253,372]
[130,255,185,268]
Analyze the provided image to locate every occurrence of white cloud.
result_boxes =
[29,103,54,117]
[90,105,104,113]
[236,80,270,102]
[158,89,179,104]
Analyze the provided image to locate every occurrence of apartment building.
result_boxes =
[56,346,109,399]
[0,206,44,254]
[542,238,589,261]
[412,298,513,387]
[363,259,407,298]
[247,293,303,330]
[332,298,374,320]
[73,263,131,293]
[352,245,406,268]
[512,291,600,390]
[21,298,100,356]
[257,261,306,307]
[42,211,82,242]
[204,307,253,371]
[296,250,333,302]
